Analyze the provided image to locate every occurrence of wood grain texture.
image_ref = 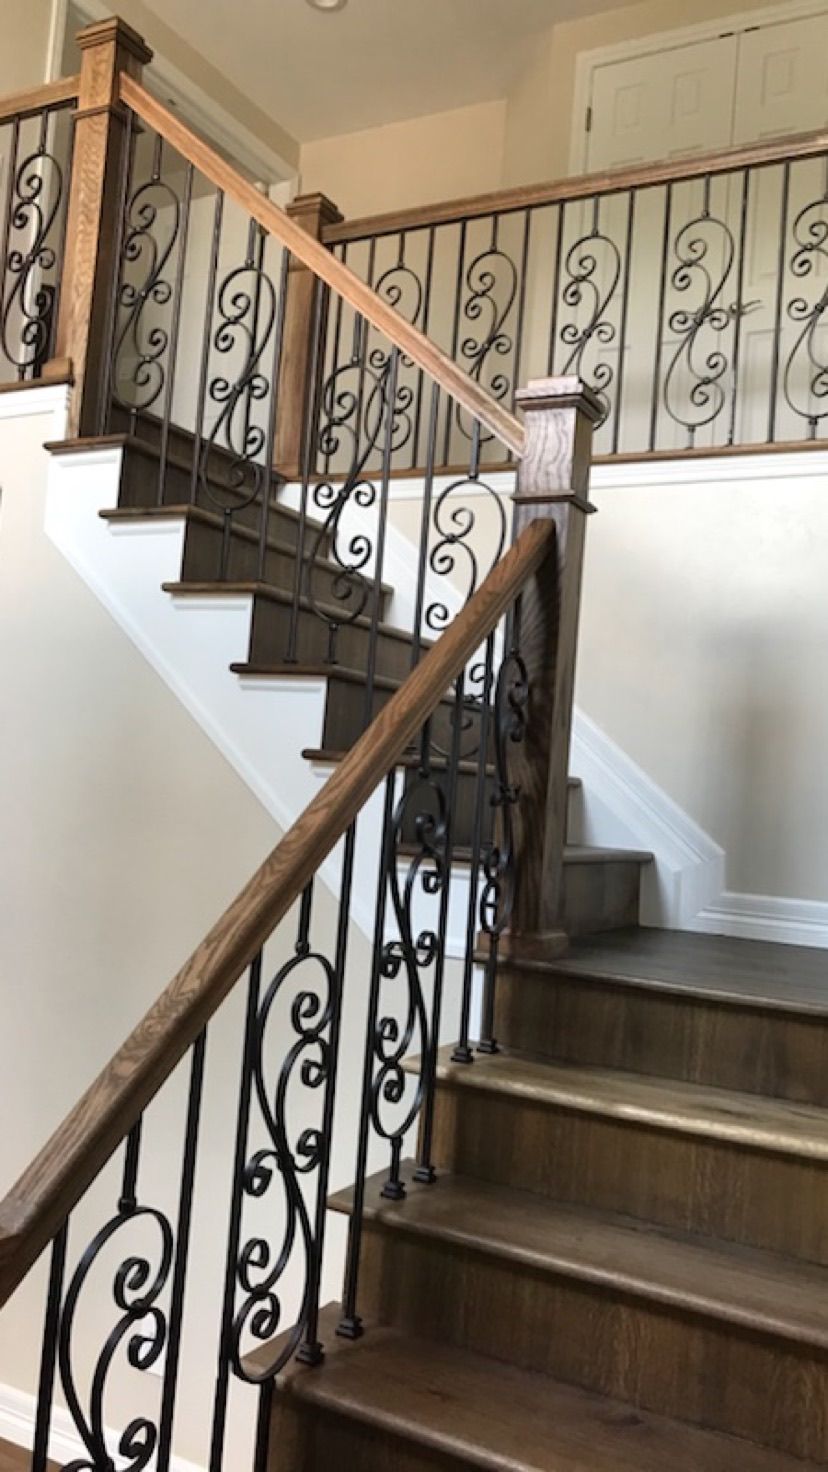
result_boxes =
[54,21,152,437]
[274,193,343,475]
[263,1307,822,1472]
[344,1172,828,1458]
[117,76,524,460]
[0,76,79,124]
[0,519,553,1310]
[323,125,828,243]
[428,1054,828,1263]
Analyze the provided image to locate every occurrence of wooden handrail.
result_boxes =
[117,75,525,460]
[0,75,80,125]
[0,517,555,1309]
[322,124,828,244]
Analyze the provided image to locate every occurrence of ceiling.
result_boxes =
[136,0,634,143]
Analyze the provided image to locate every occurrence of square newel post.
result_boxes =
[507,376,603,960]
[51,18,153,438]
[274,192,343,478]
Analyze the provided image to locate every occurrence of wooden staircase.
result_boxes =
[255,927,828,1471]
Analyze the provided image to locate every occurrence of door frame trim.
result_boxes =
[570,0,827,174]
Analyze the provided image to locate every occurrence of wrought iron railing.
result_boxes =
[322,129,828,466]
[0,81,77,385]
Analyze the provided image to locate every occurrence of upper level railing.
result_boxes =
[317,126,828,468]
[0,19,596,1472]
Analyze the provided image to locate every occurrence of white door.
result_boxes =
[586,35,739,173]
[733,13,828,142]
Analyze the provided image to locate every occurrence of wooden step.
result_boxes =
[260,1308,821,1472]
[331,1167,828,1458]
[164,579,422,681]
[0,1440,56,1471]
[102,503,391,617]
[422,1048,828,1263]
[494,926,828,1104]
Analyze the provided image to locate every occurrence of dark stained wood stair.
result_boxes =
[262,927,828,1470]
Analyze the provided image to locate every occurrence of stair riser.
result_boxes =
[321,679,496,765]
[430,1083,828,1264]
[118,446,321,554]
[494,970,828,1105]
[561,860,642,936]
[268,1400,460,1472]
[249,600,415,681]
[353,1224,827,1460]
[180,521,388,619]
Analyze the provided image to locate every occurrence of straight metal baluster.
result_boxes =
[409,382,441,669]
[209,951,262,1472]
[257,246,291,583]
[252,1379,274,1472]
[728,168,751,448]
[190,189,224,507]
[0,117,21,375]
[612,189,636,457]
[410,225,435,468]
[511,209,533,421]
[362,348,400,722]
[415,668,466,1182]
[30,1221,68,1472]
[452,631,495,1063]
[157,161,194,507]
[768,161,791,444]
[443,220,468,465]
[97,108,135,435]
[546,201,565,374]
[156,1030,207,1472]
[285,276,328,663]
[338,772,398,1339]
[649,181,674,452]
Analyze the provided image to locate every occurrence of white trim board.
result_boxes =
[690,892,828,949]
[569,0,828,174]
[0,1379,203,1472]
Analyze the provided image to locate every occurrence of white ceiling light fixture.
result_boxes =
[306,0,348,10]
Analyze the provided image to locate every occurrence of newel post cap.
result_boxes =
[515,375,605,425]
[287,192,345,232]
[75,16,154,66]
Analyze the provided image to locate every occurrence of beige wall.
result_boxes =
[0,0,52,93]
[299,98,507,219]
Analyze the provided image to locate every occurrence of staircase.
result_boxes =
[258,926,828,1471]
[0,19,826,1472]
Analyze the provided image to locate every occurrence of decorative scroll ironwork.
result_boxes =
[199,225,278,514]
[370,760,448,1198]
[456,241,517,442]
[113,141,182,416]
[228,909,337,1381]
[0,114,65,380]
[55,1135,174,1471]
[558,201,621,428]
[424,475,508,635]
[662,179,757,446]
[479,649,529,947]
[784,183,828,438]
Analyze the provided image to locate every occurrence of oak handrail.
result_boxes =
[0,516,555,1308]
[0,74,80,125]
[117,74,525,460]
[322,123,828,243]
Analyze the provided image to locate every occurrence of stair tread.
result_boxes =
[0,1440,56,1472]
[512,925,828,1017]
[100,502,355,576]
[302,747,583,788]
[273,1308,818,1472]
[423,1047,828,1160]
[400,842,651,866]
[331,1164,828,1347]
[162,579,417,645]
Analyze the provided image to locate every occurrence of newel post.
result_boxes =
[507,376,603,960]
[50,18,152,438]
[273,192,343,477]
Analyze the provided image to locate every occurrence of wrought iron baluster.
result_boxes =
[649,181,674,451]
[558,194,621,429]
[31,1221,68,1472]
[0,109,66,381]
[452,632,495,1065]
[728,168,751,448]
[454,213,518,451]
[156,160,194,505]
[612,190,636,457]
[782,155,828,441]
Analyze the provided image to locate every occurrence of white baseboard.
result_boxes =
[0,1380,203,1472]
[570,708,725,929]
[689,891,828,948]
